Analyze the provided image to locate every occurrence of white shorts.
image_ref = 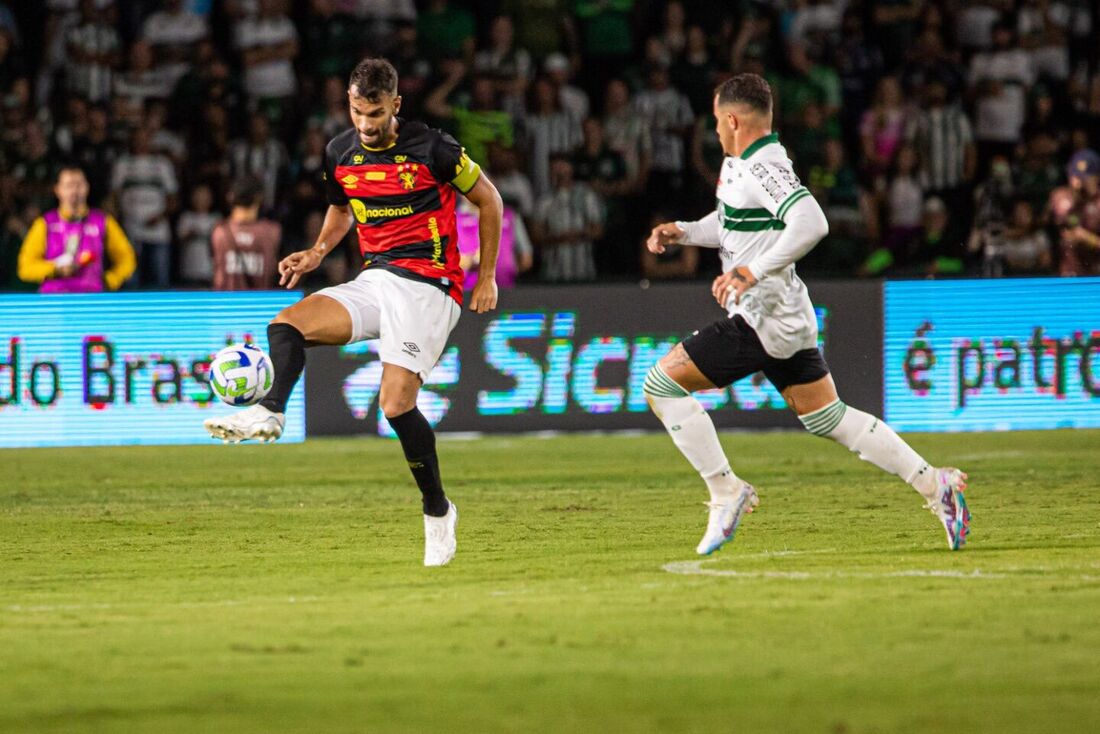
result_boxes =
[316,269,461,381]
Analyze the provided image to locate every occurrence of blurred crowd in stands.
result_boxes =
[2,0,1100,292]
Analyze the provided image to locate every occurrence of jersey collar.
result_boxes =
[739,132,779,160]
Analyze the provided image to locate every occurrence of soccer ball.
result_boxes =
[209,343,274,407]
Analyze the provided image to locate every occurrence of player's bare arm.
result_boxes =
[646,222,685,253]
[278,204,353,289]
[462,172,502,314]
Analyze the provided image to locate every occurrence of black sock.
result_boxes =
[388,407,449,516]
[259,322,306,414]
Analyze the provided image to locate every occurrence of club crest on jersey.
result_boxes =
[397,162,420,191]
[353,154,365,164]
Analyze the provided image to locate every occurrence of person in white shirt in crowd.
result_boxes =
[969,19,1034,173]
[530,155,605,282]
[140,0,209,84]
[235,0,300,106]
[601,78,652,195]
[487,143,534,219]
[542,52,588,122]
[66,0,120,104]
[633,59,694,207]
[177,183,220,286]
[113,40,175,118]
[111,126,179,288]
[524,76,584,198]
[228,112,289,211]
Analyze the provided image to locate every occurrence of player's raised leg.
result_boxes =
[379,363,457,567]
[204,294,352,442]
[644,344,758,555]
[783,374,970,550]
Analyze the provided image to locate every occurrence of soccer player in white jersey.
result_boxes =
[644,74,970,554]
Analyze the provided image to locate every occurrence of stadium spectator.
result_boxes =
[918,195,964,275]
[177,183,219,286]
[487,144,534,219]
[456,199,533,290]
[969,20,1033,174]
[1049,149,1100,276]
[10,121,59,214]
[543,52,589,122]
[140,0,208,84]
[498,0,566,61]
[970,197,1052,276]
[113,40,174,120]
[228,112,289,212]
[573,0,635,86]
[473,15,532,94]
[417,0,475,63]
[834,10,884,152]
[425,62,514,167]
[531,155,604,282]
[66,0,120,104]
[862,143,925,276]
[302,0,360,80]
[860,76,908,184]
[633,60,693,209]
[211,177,281,290]
[1015,131,1062,214]
[905,77,976,239]
[525,75,584,198]
[671,25,717,116]
[110,126,178,287]
[388,21,432,117]
[234,0,300,116]
[574,116,628,274]
[601,78,651,195]
[17,166,135,293]
[71,104,119,206]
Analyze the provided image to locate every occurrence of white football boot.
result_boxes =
[696,483,759,555]
[924,468,970,550]
[204,404,285,443]
[423,501,458,567]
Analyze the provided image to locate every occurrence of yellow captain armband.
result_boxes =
[450,148,482,194]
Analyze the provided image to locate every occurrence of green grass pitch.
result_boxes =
[3,429,1099,733]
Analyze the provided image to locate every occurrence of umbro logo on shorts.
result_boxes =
[403,342,420,353]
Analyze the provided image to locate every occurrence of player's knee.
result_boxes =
[798,399,848,438]
[643,363,690,403]
[379,391,417,419]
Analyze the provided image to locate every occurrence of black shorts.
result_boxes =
[682,315,830,392]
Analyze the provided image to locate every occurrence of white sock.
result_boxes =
[644,365,741,502]
[801,400,936,498]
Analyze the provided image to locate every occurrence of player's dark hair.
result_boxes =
[715,73,772,115]
[348,58,399,101]
[231,176,264,208]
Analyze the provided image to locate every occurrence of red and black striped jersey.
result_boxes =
[322,119,482,303]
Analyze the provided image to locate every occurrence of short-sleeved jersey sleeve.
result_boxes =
[745,159,812,222]
[429,131,482,194]
[322,144,349,206]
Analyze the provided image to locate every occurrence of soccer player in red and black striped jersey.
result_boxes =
[204,58,503,567]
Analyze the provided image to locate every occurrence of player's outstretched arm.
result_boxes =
[278,204,353,289]
[671,210,722,250]
[463,172,503,313]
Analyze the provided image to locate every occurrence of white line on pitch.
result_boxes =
[661,560,1100,581]
[3,596,321,613]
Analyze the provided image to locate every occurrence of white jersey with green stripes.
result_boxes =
[714,133,816,358]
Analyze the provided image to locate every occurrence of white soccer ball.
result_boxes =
[209,343,274,407]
